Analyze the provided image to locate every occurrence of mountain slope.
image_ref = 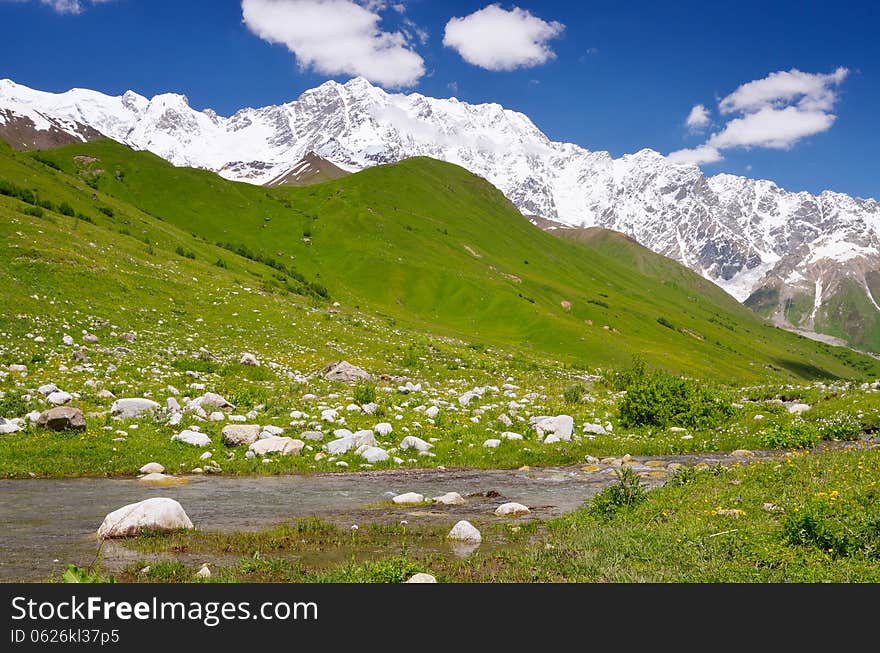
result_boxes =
[1,77,876,352]
[15,138,878,382]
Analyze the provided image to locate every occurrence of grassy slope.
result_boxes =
[24,139,880,382]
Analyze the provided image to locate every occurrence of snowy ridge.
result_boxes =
[1,76,878,343]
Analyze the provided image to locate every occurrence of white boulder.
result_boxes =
[447,520,481,542]
[97,498,193,539]
[112,398,160,419]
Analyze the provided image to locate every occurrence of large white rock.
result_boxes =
[38,383,59,396]
[192,392,235,411]
[139,462,165,475]
[353,429,377,447]
[47,391,72,406]
[405,573,437,583]
[221,424,261,446]
[483,439,501,448]
[323,361,371,382]
[583,423,608,435]
[400,435,432,452]
[494,502,530,517]
[374,422,393,436]
[112,398,160,419]
[788,403,811,414]
[393,492,425,504]
[171,430,212,447]
[321,409,339,422]
[425,406,440,419]
[249,437,304,456]
[433,492,465,505]
[447,520,481,542]
[501,432,523,440]
[97,498,193,539]
[324,437,355,455]
[0,417,23,434]
[530,415,574,441]
[240,352,260,366]
[359,446,389,463]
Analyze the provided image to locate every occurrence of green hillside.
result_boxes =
[4,138,877,382]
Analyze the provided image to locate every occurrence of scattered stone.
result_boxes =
[83,333,99,343]
[323,361,371,382]
[97,498,193,539]
[221,424,261,446]
[400,435,432,452]
[139,462,165,475]
[494,502,530,517]
[583,423,607,435]
[37,407,86,431]
[46,391,72,406]
[787,403,811,415]
[530,415,574,441]
[192,393,235,411]
[240,352,260,366]
[0,417,23,434]
[249,437,304,457]
[38,383,59,396]
[731,449,755,458]
[433,492,465,505]
[374,422,393,436]
[196,564,211,579]
[171,430,212,447]
[501,432,523,440]
[483,439,501,448]
[405,573,437,584]
[359,446,389,463]
[425,406,440,419]
[111,398,160,419]
[393,492,425,505]
[447,520,481,543]
[139,473,189,486]
[320,409,339,422]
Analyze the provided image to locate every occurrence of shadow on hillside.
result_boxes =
[772,358,840,381]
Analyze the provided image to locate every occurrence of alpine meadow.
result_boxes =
[1,0,879,594]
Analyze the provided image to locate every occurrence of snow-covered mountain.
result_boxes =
[1,76,878,350]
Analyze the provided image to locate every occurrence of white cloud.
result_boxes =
[668,144,722,165]
[719,67,848,114]
[241,0,425,88]
[670,67,848,167]
[5,0,116,14]
[685,104,710,131]
[443,4,564,71]
[709,105,836,150]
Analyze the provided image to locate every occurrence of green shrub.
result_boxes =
[58,201,75,217]
[783,501,880,559]
[816,412,863,441]
[563,384,584,404]
[353,381,377,405]
[657,316,676,330]
[22,205,44,218]
[618,369,734,429]
[588,467,646,520]
[760,420,820,450]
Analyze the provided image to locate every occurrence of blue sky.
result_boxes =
[0,0,877,199]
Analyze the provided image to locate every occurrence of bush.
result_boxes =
[816,412,863,441]
[783,502,880,559]
[22,205,44,218]
[588,467,646,520]
[618,369,734,429]
[760,420,820,450]
[58,201,75,217]
[353,381,377,405]
[657,316,676,330]
[563,384,584,404]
